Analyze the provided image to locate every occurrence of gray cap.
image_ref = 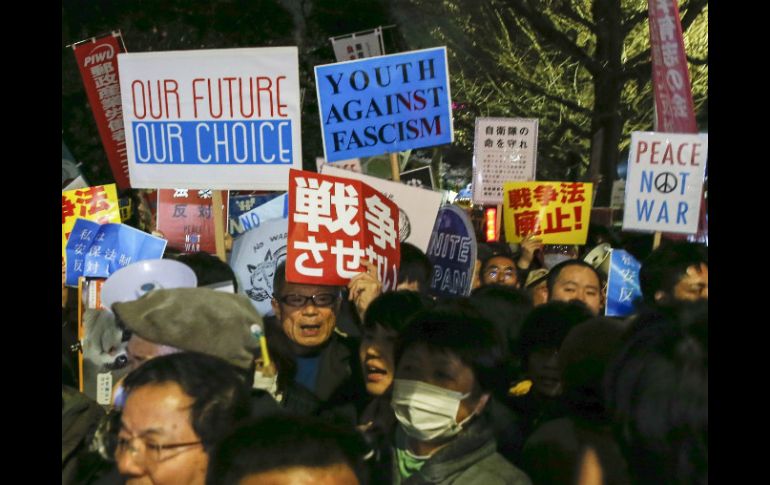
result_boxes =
[113,288,260,370]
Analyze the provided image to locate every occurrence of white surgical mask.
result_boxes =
[391,379,473,442]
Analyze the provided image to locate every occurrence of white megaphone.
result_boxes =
[583,243,613,279]
[100,259,198,311]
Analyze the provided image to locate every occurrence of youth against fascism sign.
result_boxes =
[315,47,453,162]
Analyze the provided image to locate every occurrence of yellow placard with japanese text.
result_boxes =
[503,181,592,244]
[62,184,121,260]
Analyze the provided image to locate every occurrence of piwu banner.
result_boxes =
[503,181,593,245]
[315,47,453,162]
[287,169,400,290]
[118,47,302,190]
[622,132,707,234]
[72,32,131,190]
[426,205,477,298]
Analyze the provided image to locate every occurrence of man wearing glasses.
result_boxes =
[268,261,364,416]
[115,352,251,485]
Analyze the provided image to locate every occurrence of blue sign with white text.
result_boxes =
[605,249,642,317]
[315,47,453,162]
[426,205,477,298]
[65,218,168,287]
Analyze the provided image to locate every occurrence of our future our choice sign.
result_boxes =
[315,47,454,162]
[118,47,303,190]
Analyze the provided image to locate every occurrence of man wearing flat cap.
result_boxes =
[113,288,262,377]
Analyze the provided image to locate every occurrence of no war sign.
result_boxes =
[622,132,708,234]
[315,47,453,162]
[118,47,302,190]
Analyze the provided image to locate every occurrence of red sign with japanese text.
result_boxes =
[502,181,593,245]
[648,0,697,133]
[155,189,229,255]
[72,32,131,190]
[287,169,400,290]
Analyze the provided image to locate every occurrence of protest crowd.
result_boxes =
[63,9,707,485]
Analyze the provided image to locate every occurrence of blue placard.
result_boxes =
[426,205,477,298]
[315,47,453,162]
[229,193,283,236]
[605,249,643,317]
[65,219,167,287]
[230,193,289,237]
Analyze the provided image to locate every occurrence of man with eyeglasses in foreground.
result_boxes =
[265,261,365,419]
[115,352,251,485]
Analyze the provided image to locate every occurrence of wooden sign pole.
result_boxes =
[212,191,227,262]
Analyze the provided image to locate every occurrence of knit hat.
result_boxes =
[112,288,260,370]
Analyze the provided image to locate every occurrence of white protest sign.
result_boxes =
[622,132,707,234]
[229,217,288,317]
[320,165,442,252]
[330,28,384,62]
[472,117,538,205]
[118,47,302,190]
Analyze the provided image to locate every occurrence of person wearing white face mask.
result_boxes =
[389,300,533,485]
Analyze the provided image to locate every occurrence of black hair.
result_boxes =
[639,241,708,303]
[546,259,604,294]
[479,242,517,274]
[175,251,239,293]
[394,298,510,398]
[469,284,533,374]
[206,414,368,485]
[397,242,433,293]
[604,301,707,485]
[271,260,343,300]
[362,290,432,334]
[121,352,251,452]
[518,300,594,370]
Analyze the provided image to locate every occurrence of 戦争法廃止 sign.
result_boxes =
[315,47,453,162]
[118,47,302,190]
[286,169,400,290]
[503,181,593,245]
[622,132,707,234]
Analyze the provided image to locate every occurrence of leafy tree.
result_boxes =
[390,0,707,204]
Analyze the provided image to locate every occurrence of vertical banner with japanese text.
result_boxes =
[118,47,302,190]
[502,181,593,244]
[648,0,697,133]
[605,249,643,318]
[155,189,229,254]
[287,169,400,290]
[62,184,121,261]
[73,33,131,190]
[622,132,707,234]
[315,47,453,162]
[472,118,538,205]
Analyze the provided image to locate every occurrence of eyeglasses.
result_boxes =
[484,268,516,279]
[116,435,202,465]
[277,293,339,308]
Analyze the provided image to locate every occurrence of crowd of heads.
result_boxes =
[64,229,707,485]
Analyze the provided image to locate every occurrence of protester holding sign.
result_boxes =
[265,262,365,419]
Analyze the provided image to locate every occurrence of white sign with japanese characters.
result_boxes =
[472,117,538,205]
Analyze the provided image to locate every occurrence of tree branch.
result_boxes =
[503,0,603,75]
[622,9,649,36]
[680,0,708,32]
[687,55,708,65]
[498,74,593,116]
[556,1,596,33]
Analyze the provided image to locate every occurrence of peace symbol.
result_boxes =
[654,172,678,194]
